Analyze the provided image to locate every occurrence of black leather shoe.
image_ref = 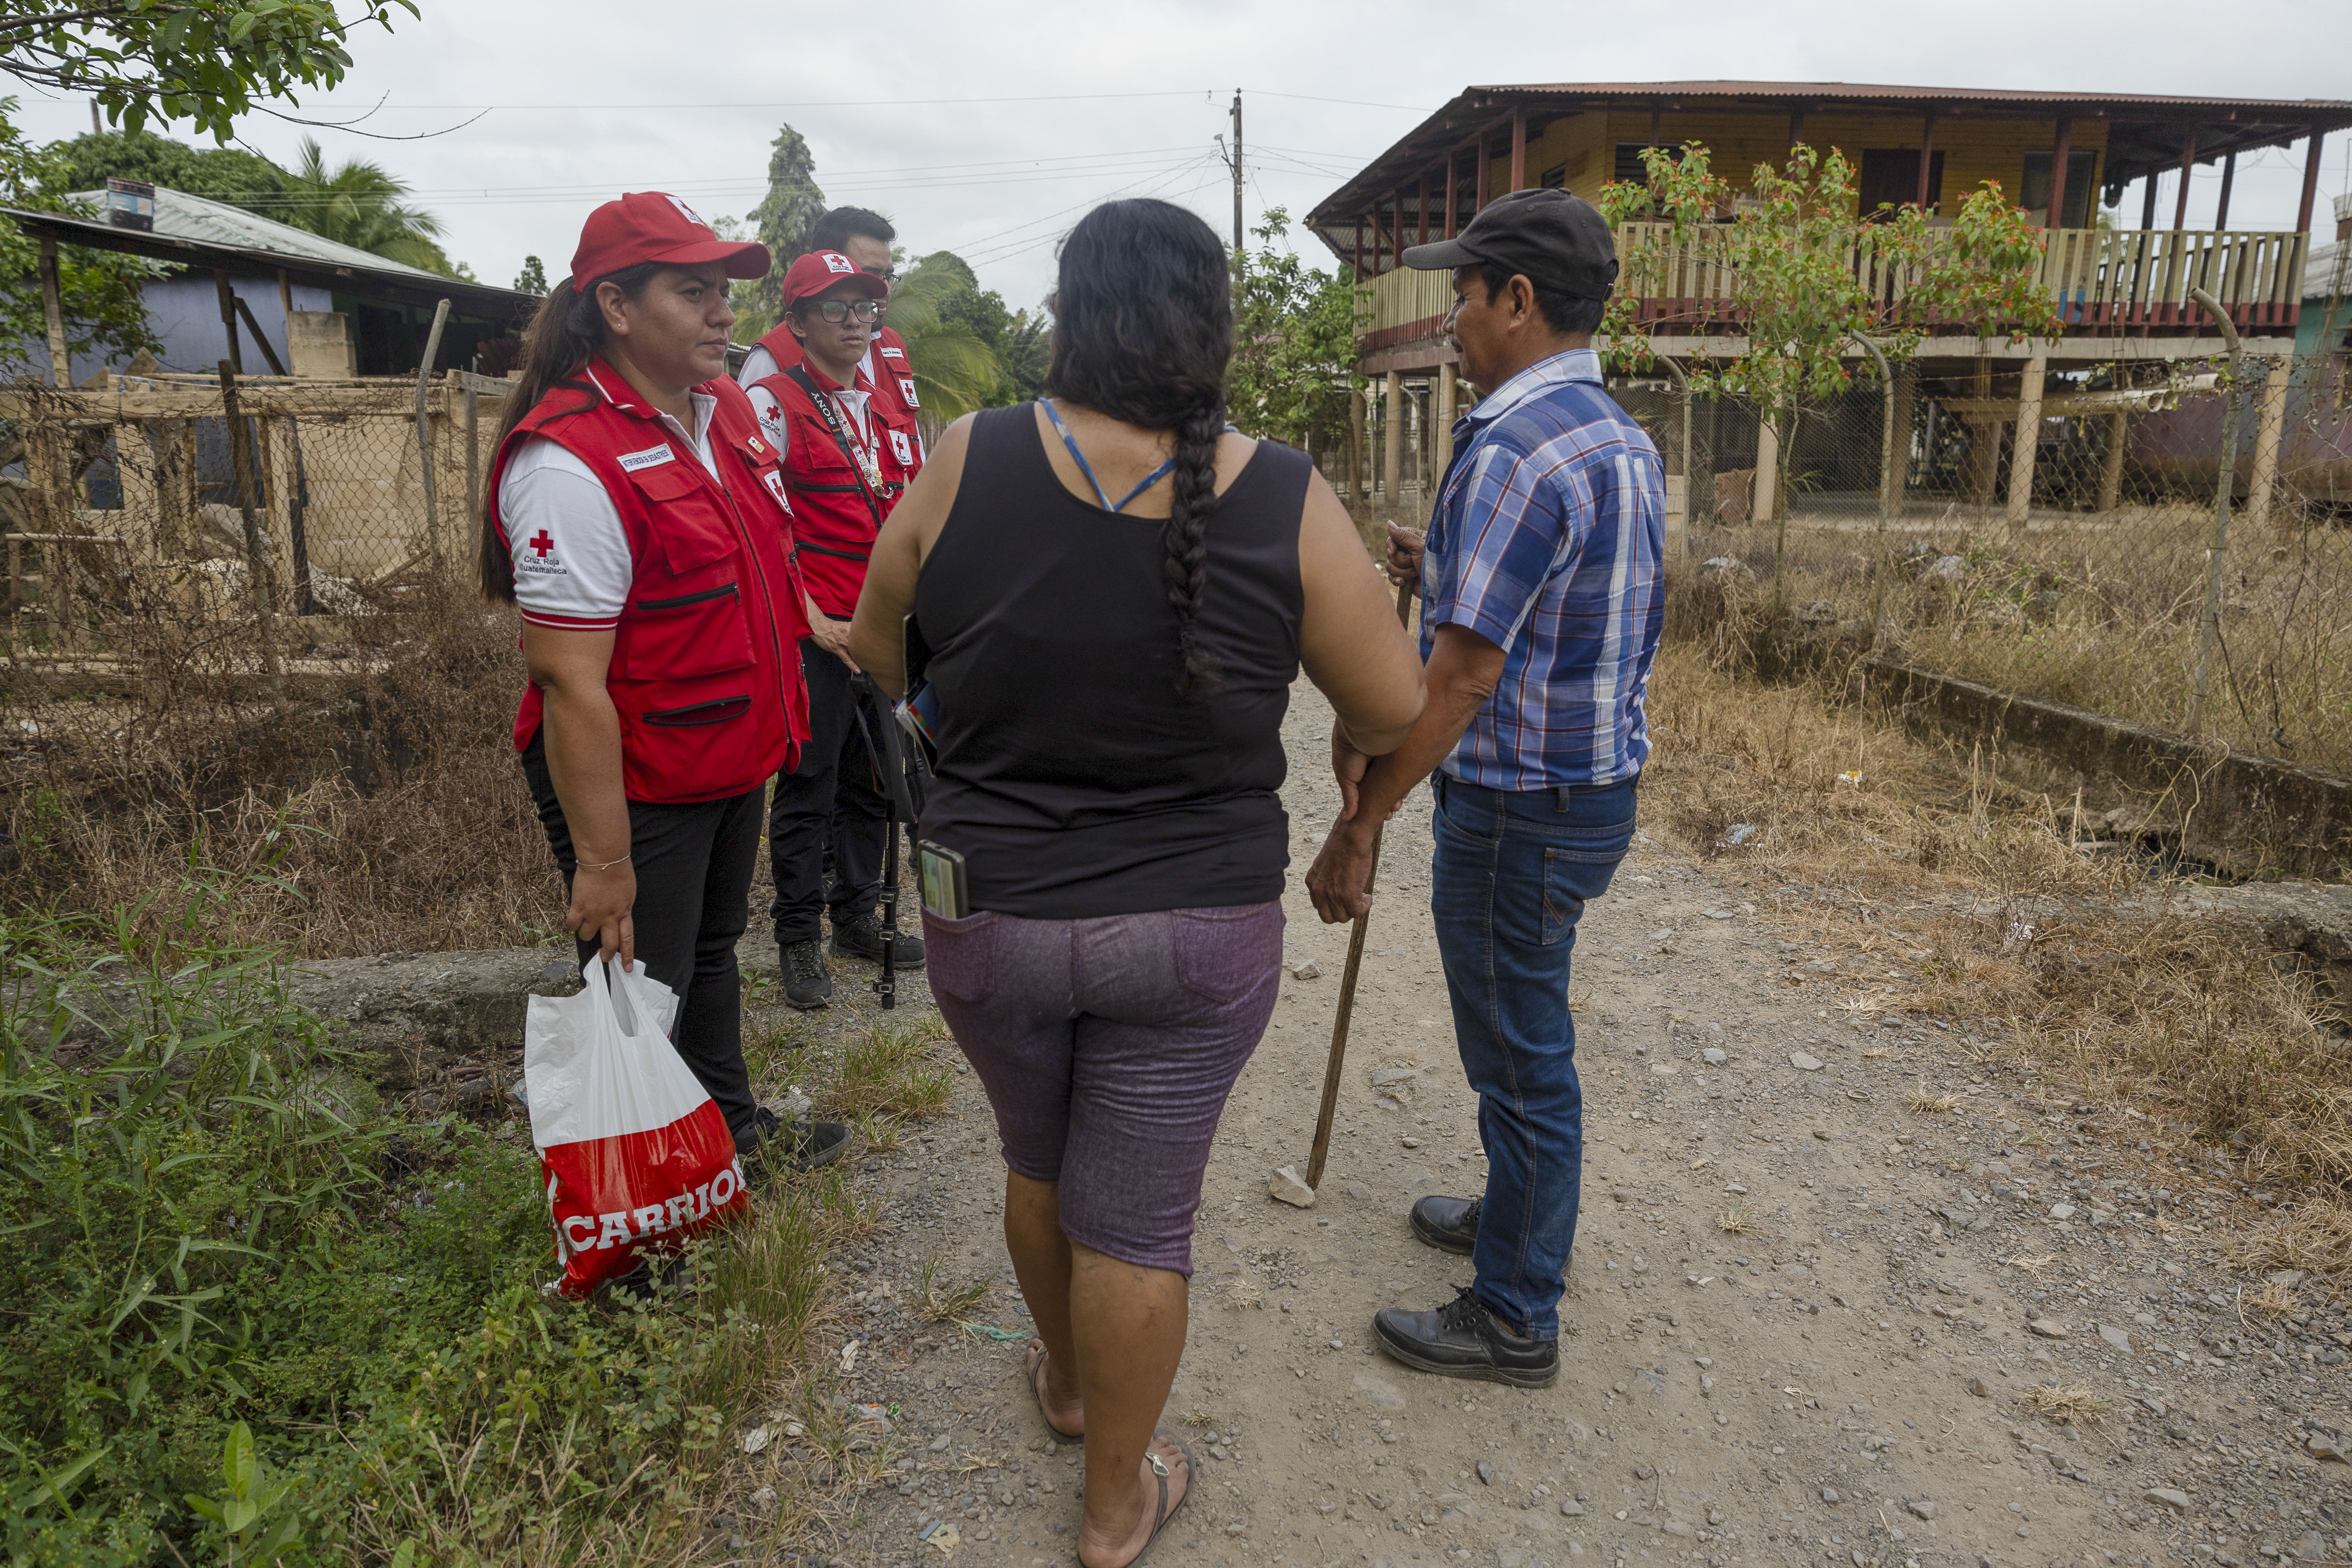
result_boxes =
[782,939,833,1010]
[833,911,927,968]
[1373,1287,1559,1387]
[1410,1194,1481,1255]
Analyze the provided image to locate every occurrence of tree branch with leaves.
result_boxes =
[0,0,418,143]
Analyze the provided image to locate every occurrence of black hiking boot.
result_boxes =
[782,938,834,1010]
[1410,1194,1482,1255]
[832,911,926,968]
[738,1107,851,1173]
[1373,1286,1559,1387]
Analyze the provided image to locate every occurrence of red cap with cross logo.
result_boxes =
[569,192,771,292]
[781,249,891,308]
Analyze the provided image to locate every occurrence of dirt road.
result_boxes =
[798,682,2352,1568]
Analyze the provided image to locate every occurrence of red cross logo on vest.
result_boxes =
[529,530,555,558]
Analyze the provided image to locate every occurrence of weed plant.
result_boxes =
[0,867,891,1566]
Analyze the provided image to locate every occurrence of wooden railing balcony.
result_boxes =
[1357,226,2311,350]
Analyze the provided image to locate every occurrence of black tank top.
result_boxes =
[913,403,1308,919]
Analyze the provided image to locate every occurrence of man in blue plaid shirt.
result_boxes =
[1307,189,1664,1387]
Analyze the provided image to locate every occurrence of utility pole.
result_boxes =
[1230,90,1245,268]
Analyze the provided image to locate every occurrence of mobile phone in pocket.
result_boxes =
[917,840,969,919]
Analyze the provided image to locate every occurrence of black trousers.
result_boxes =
[522,733,761,1142]
[770,639,888,946]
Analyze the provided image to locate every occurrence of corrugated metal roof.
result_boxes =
[2308,240,2347,301]
[69,184,449,281]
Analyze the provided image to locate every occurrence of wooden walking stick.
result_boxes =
[1283,573,1415,1199]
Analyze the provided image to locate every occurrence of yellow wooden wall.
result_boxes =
[1483,110,2111,217]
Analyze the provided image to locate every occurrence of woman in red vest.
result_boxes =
[476,192,847,1171]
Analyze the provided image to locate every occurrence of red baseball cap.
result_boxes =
[782,250,891,308]
[569,192,771,291]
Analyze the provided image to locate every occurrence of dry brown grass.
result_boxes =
[2020,1381,2117,1431]
[2243,1279,2305,1321]
[3,580,552,957]
[1904,1080,1959,1114]
[1718,1201,1758,1235]
[1704,472,2352,774]
[1640,622,2352,1201]
[2230,1204,2352,1280]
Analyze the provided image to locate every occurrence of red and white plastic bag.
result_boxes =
[524,955,749,1298]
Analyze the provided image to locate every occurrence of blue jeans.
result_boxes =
[1428,771,1637,1340]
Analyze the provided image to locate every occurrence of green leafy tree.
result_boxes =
[513,254,548,296]
[0,0,417,143]
[735,124,826,340]
[1227,207,1360,449]
[0,102,158,378]
[40,127,283,211]
[996,303,1052,405]
[882,250,1000,420]
[269,135,459,275]
[1597,142,2062,601]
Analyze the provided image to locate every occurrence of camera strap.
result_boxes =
[786,365,887,533]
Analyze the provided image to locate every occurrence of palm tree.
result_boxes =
[269,137,457,275]
[883,252,1002,424]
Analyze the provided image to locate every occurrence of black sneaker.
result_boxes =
[737,1107,852,1172]
[1373,1286,1559,1387]
[1410,1194,1482,1255]
[782,938,833,1010]
[832,911,927,969]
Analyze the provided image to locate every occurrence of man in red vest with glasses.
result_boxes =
[745,250,925,1009]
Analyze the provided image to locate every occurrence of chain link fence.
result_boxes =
[3,369,512,658]
[1621,349,2352,775]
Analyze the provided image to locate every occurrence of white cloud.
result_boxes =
[7,0,2347,306]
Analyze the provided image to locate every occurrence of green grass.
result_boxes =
[0,874,858,1567]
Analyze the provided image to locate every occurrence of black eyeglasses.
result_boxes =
[803,298,883,324]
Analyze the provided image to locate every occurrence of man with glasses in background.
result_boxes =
[747,251,927,1009]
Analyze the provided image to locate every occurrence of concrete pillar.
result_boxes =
[2097,412,2128,512]
[1753,416,1780,526]
[1436,363,1457,476]
[1383,370,1403,514]
[2005,350,2048,531]
[2246,356,2294,531]
[1967,421,2005,507]
[1348,388,1368,507]
[1889,364,1916,510]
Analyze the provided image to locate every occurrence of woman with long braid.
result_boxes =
[849,198,1423,1567]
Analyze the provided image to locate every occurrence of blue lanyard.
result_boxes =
[1041,400,1175,514]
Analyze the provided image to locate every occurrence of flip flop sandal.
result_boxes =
[1026,1339,1083,1442]
[1116,1434,1194,1568]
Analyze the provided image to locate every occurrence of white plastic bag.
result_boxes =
[523,956,748,1297]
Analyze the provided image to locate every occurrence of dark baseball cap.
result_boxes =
[1401,188,1619,301]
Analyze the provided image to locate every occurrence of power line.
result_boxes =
[283,89,1230,112]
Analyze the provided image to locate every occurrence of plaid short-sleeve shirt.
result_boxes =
[1420,347,1666,791]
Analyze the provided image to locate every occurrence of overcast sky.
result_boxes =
[10,0,2351,307]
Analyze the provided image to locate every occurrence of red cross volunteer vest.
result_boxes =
[750,363,921,619]
[491,358,810,803]
[756,322,924,425]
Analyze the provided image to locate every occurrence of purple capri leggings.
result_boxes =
[921,901,1285,1276]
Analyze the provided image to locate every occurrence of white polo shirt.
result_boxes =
[501,386,720,631]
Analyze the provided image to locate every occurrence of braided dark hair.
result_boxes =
[1045,199,1233,694]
